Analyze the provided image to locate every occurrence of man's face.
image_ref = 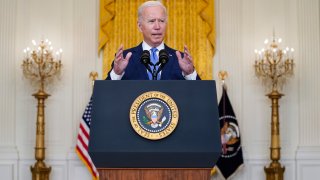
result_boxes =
[138,6,167,47]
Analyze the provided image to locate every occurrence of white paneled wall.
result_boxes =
[0,0,17,150]
[0,0,18,179]
[0,0,319,179]
[297,0,320,147]
[296,0,320,179]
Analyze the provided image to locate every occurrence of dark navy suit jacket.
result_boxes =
[106,43,201,80]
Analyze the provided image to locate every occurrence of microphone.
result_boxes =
[141,50,151,65]
[140,50,152,73]
[157,49,169,72]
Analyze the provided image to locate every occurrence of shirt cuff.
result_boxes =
[110,69,124,80]
[183,70,197,80]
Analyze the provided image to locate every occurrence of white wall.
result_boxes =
[0,0,319,179]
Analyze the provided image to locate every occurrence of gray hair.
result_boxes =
[137,1,167,23]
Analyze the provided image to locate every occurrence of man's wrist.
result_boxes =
[110,69,124,80]
[183,70,197,80]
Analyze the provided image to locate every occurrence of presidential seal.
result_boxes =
[220,115,242,158]
[129,91,179,140]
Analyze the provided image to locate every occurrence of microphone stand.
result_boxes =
[152,62,162,80]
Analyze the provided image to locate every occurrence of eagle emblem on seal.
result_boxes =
[143,103,167,128]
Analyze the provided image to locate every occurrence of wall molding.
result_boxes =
[296,146,320,160]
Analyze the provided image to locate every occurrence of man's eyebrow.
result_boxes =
[145,18,166,21]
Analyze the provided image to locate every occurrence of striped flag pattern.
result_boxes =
[76,99,99,180]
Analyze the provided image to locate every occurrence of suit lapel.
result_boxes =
[134,43,149,80]
[160,45,176,80]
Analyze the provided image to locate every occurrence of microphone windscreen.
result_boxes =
[141,50,150,64]
[159,49,169,64]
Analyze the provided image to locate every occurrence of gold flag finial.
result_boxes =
[89,71,99,89]
[218,70,228,81]
[218,70,228,89]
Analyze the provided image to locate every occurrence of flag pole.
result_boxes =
[218,70,228,118]
[215,70,244,179]
[211,70,229,177]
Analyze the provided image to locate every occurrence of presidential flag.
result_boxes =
[76,99,99,180]
[216,85,244,179]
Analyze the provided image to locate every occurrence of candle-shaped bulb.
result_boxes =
[55,51,60,60]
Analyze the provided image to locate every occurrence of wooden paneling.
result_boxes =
[98,168,211,180]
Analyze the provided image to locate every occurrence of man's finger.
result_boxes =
[116,49,123,59]
[187,54,193,64]
[183,45,194,64]
[184,45,189,53]
[125,52,133,61]
[117,44,123,52]
[114,55,121,63]
[175,51,182,61]
[115,44,124,59]
[184,46,191,57]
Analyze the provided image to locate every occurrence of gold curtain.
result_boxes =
[99,0,215,80]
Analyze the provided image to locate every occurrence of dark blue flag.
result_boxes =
[216,85,244,179]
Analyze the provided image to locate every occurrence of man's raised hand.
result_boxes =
[113,44,132,75]
[176,45,195,75]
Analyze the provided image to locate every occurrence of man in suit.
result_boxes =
[106,1,200,80]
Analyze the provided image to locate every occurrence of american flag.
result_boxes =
[76,99,99,180]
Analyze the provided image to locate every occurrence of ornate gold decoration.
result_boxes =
[89,71,98,81]
[89,71,99,88]
[254,34,294,180]
[130,91,179,140]
[218,70,228,81]
[22,39,62,180]
[99,0,215,80]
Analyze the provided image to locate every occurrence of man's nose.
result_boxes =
[154,21,160,29]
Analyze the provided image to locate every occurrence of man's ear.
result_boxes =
[137,21,142,32]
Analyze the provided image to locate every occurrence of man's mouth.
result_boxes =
[152,33,162,36]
